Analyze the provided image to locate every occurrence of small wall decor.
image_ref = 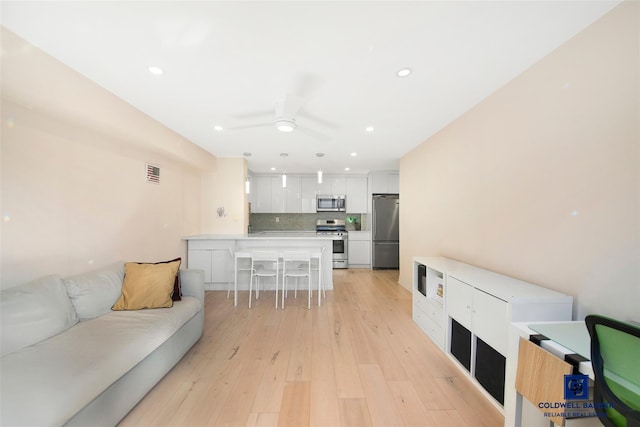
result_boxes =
[216,207,225,217]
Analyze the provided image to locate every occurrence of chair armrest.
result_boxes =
[179,269,205,302]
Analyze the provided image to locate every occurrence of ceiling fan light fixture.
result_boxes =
[316,153,325,184]
[397,67,412,77]
[280,153,288,188]
[276,119,296,132]
[148,66,164,75]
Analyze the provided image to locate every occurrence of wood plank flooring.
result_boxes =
[119,269,503,427]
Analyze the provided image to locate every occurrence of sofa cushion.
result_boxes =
[0,297,202,427]
[112,260,180,310]
[1,275,78,357]
[133,257,182,301]
[63,262,125,320]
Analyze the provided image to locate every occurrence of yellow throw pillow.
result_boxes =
[112,260,180,310]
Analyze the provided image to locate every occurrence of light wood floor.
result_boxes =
[119,269,503,427]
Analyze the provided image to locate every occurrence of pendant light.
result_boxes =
[316,153,324,184]
[245,177,251,194]
[280,153,288,188]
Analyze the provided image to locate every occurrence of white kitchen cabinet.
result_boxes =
[300,176,317,213]
[369,171,399,194]
[253,175,273,213]
[187,245,234,290]
[413,257,573,410]
[317,175,346,196]
[285,175,302,213]
[346,176,368,213]
[331,175,346,195]
[348,231,371,267]
[271,176,286,213]
[250,173,366,213]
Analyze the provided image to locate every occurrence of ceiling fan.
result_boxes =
[227,93,333,141]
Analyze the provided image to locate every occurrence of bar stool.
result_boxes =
[282,251,312,309]
[249,251,279,309]
[314,247,326,306]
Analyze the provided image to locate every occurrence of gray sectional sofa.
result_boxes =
[0,262,204,427]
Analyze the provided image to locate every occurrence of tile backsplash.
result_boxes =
[250,212,366,232]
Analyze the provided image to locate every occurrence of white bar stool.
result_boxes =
[249,251,279,309]
[314,247,326,306]
[282,251,312,309]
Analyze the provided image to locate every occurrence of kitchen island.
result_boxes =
[182,233,334,299]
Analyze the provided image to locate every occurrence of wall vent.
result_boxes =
[146,163,160,184]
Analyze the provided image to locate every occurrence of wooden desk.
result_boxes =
[505,321,599,427]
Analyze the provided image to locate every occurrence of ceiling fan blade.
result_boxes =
[276,94,305,119]
[297,125,331,142]
[226,122,272,131]
[297,110,340,130]
[291,71,324,99]
[231,109,273,121]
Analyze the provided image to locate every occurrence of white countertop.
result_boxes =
[183,232,333,240]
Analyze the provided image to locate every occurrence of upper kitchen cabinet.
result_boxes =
[317,175,346,195]
[249,173,369,213]
[300,176,317,213]
[346,176,368,213]
[253,175,272,213]
[285,176,302,213]
[369,171,399,194]
[271,176,287,213]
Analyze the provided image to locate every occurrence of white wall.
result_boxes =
[399,2,639,321]
[201,157,249,234]
[0,28,231,287]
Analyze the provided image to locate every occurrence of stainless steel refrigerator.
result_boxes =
[372,194,399,269]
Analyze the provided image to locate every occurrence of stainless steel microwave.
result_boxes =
[317,195,346,212]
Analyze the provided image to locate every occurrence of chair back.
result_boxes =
[283,251,311,273]
[283,251,311,263]
[585,315,640,427]
[251,251,279,273]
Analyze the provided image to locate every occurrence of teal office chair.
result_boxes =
[585,315,640,427]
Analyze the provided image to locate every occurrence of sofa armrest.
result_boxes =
[179,269,205,302]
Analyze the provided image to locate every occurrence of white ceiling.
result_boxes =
[0,1,620,174]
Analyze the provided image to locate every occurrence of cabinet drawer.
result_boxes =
[413,304,444,349]
[426,298,444,327]
[413,290,429,313]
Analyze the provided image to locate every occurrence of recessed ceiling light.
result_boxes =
[365,126,374,132]
[214,125,223,131]
[350,152,357,157]
[148,66,164,75]
[345,167,350,171]
[270,167,276,171]
[243,152,252,157]
[397,68,412,77]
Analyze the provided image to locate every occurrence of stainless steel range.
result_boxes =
[316,219,348,269]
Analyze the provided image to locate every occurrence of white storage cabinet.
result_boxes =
[412,257,573,411]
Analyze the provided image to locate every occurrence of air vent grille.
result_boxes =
[146,163,160,183]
